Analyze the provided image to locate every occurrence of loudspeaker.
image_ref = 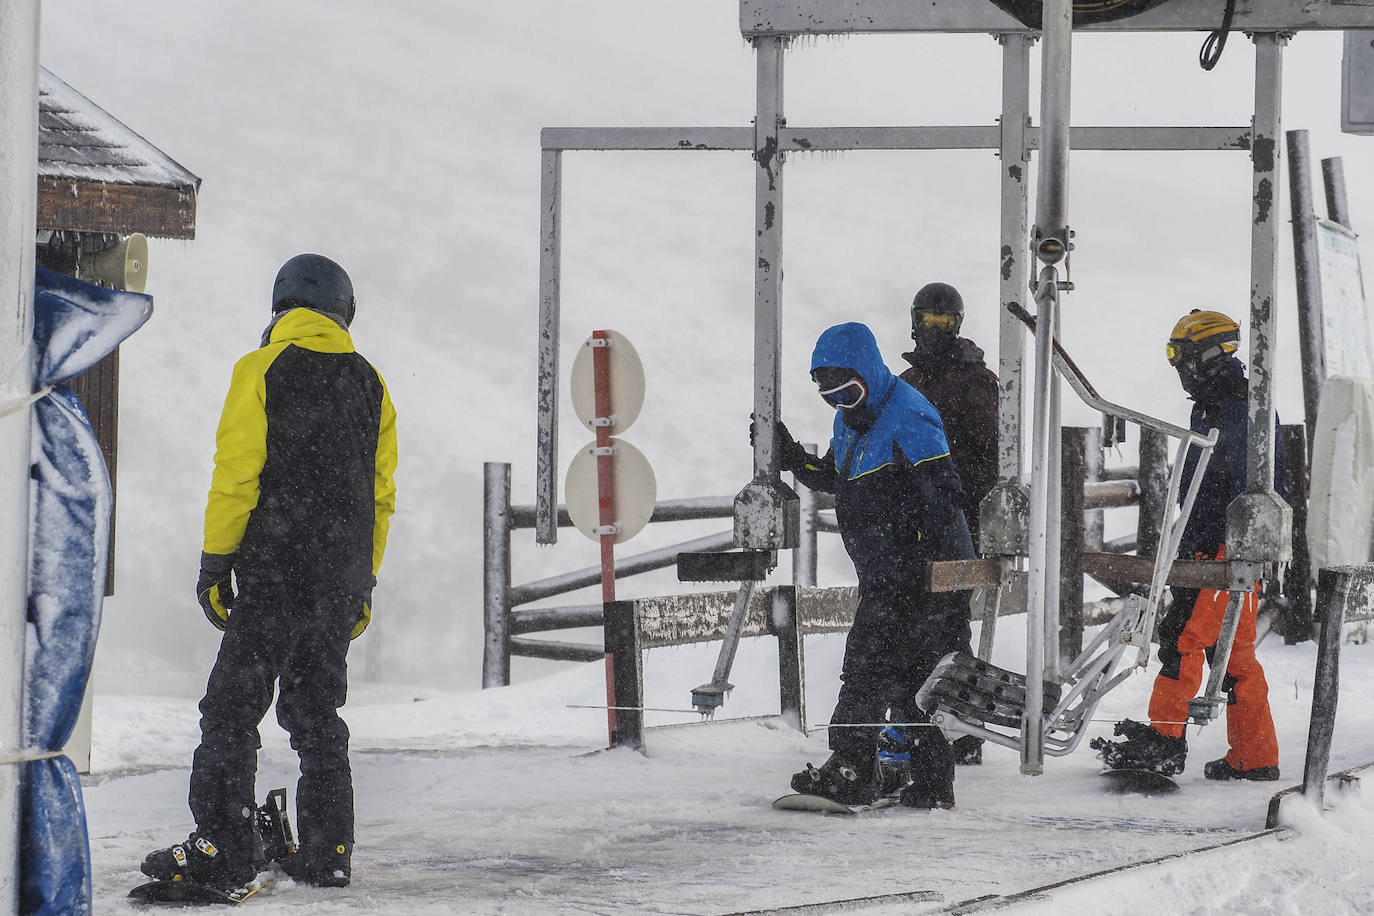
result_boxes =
[81,233,149,292]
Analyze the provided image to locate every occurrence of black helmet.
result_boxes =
[911,282,964,335]
[272,253,355,327]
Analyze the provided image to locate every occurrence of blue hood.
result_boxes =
[810,322,951,479]
[810,322,899,406]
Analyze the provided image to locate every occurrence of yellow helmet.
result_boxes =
[1165,309,1240,368]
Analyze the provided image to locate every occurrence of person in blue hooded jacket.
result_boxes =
[775,322,975,808]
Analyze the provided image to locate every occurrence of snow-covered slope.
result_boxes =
[88,619,1374,913]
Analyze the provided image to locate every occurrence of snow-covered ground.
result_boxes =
[26,2,1374,913]
[88,616,1374,914]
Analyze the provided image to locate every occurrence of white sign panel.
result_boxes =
[1317,218,1373,379]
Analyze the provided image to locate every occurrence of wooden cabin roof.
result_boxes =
[38,68,201,240]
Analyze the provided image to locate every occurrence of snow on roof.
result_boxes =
[38,67,200,193]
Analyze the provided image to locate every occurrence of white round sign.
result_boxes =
[564,438,657,543]
[569,329,645,434]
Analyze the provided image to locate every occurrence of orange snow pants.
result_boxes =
[1146,555,1279,771]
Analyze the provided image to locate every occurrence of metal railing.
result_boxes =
[482,438,1172,691]
[482,461,822,687]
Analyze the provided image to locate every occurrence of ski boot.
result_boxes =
[1204,757,1280,782]
[790,753,876,806]
[1089,719,1188,776]
[283,841,352,887]
[140,833,257,893]
[876,725,913,797]
[899,729,955,809]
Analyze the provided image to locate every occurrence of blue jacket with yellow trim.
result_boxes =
[794,322,971,594]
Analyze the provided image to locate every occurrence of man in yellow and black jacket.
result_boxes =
[142,253,397,895]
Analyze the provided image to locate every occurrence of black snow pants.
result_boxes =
[189,574,358,865]
[828,582,972,777]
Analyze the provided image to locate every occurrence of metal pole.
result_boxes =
[1321,157,1351,229]
[1304,568,1349,806]
[1033,0,1073,263]
[735,35,798,551]
[482,463,513,688]
[1246,32,1282,499]
[535,148,563,544]
[1024,269,1058,776]
[754,35,783,476]
[997,32,1032,490]
[1286,130,1325,444]
[1022,0,1073,777]
[0,3,39,911]
[1229,32,1291,567]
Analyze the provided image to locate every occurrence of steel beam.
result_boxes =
[540,124,1250,155]
[740,0,1374,36]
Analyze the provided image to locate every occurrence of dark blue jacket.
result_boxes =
[795,323,972,594]
[1177,357,1284,559]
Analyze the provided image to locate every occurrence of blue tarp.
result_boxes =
[20,268,151,915]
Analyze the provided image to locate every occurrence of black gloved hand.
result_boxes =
[771,420,812,473]
[749,416,811,473]
[350,576,377,640]
[196,552,236,631]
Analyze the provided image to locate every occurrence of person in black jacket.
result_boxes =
[778,322,974,809]
[1092,310,1280,781]
[141,254,398,894]
[898,282,998,766]
[898,283,999,547]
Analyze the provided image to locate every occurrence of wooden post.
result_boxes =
[1137,427,1169,564]
[773,586,805,731]
[1286,131,1325,447]
[603,600,643,751]
[1279,425,1314,643]
[1059,428,1086,663]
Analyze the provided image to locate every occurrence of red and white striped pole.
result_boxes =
[590,330,618,746]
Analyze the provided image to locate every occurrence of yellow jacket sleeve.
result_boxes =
[203,349,273,555]
[372,375,398,576]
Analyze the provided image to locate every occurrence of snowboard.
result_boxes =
[772,793,901,814]
[1099,768,1179,795]
[129,877,270,906]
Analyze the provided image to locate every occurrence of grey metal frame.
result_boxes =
[528,0,1369,768]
